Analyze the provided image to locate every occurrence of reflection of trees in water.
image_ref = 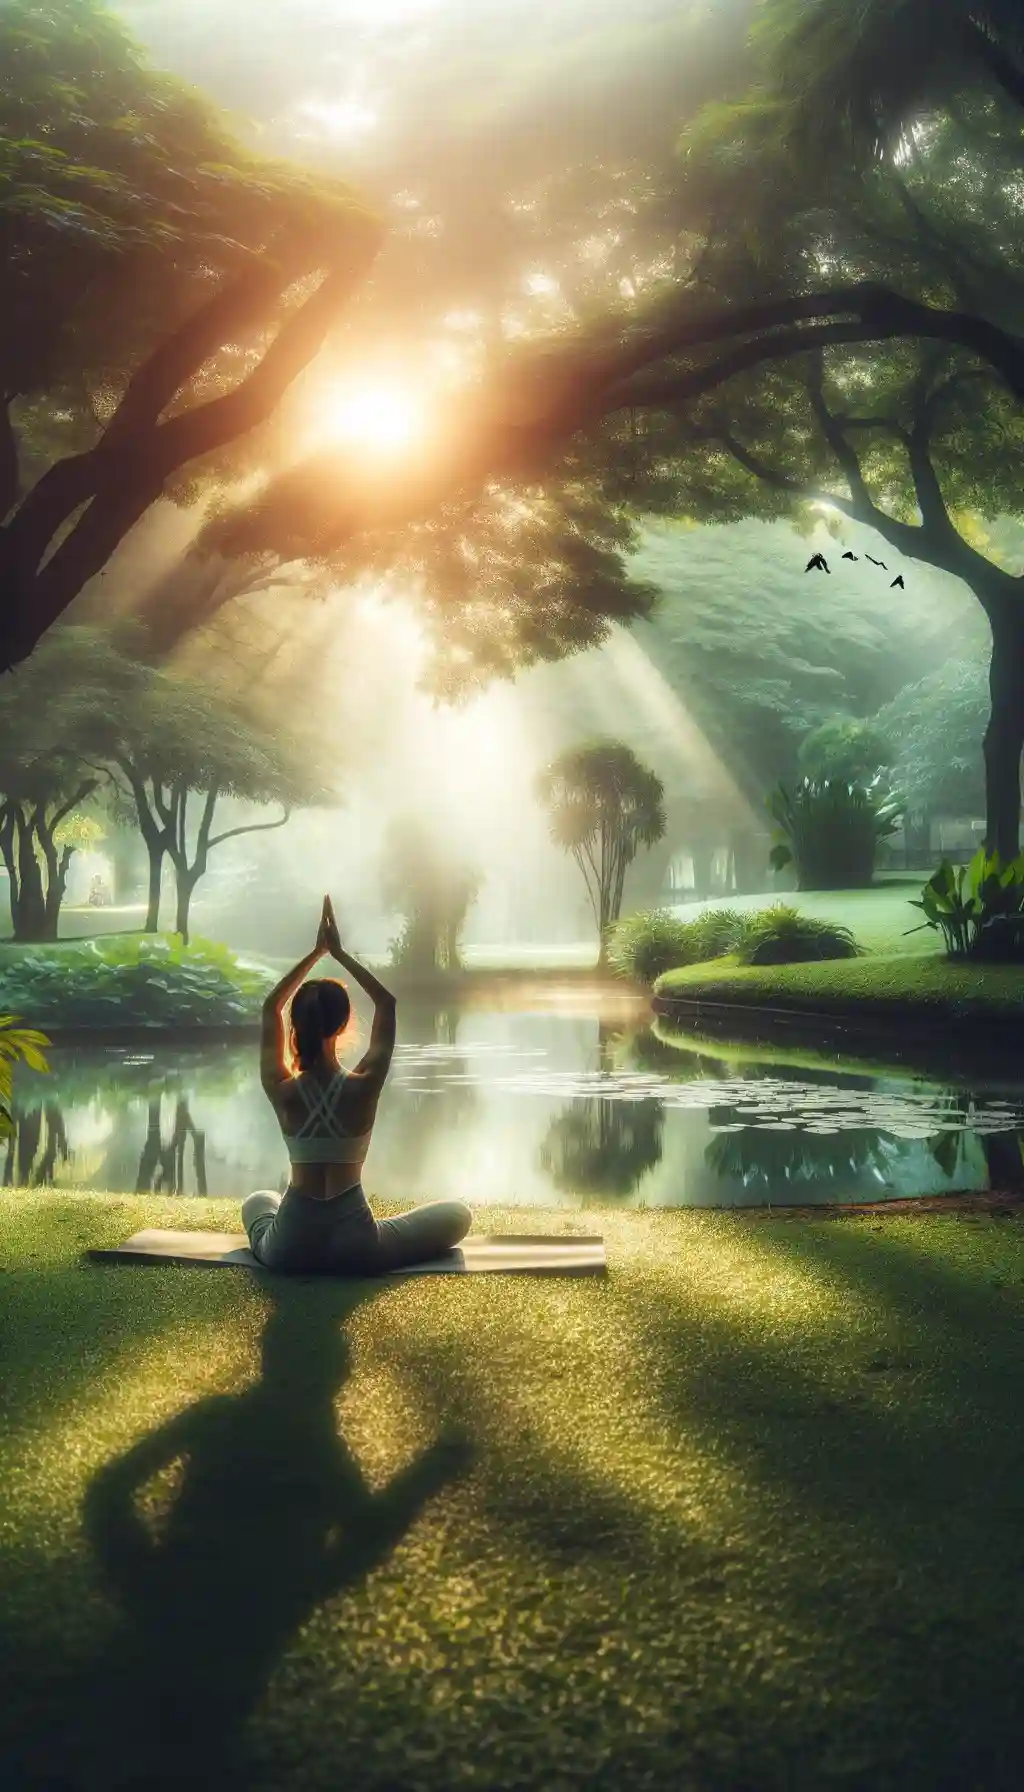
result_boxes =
[2,1100,70,1185]
[135,1095,208,1196]
[539,1095,664,1200]
[539,1016,665,1201]
[6,1046,251,1195]
[704,1121,913,1191]
[928,1093,1024,1192]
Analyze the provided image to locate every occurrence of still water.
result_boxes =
[7,995,1024,1208]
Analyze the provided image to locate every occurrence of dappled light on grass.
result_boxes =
[5,1195,1024,1786]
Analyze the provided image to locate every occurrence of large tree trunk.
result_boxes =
[12,815,53,941]
[983,598,1024,861]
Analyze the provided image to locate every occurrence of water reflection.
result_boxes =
[6,997,1024,1207]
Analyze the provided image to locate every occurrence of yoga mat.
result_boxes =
[88,1229,606,1276]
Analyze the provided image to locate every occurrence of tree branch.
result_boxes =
[207,804,291,850]
[4,237,380,595]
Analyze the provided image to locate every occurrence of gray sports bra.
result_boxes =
[279,1067,372,1166]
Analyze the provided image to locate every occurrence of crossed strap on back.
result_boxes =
[289,1068,367,1143]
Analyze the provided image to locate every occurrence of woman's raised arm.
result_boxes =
[259,903,332,1093]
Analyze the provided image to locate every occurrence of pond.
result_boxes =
[7,991,1024,1208]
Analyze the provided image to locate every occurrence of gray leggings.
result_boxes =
[242,1184,473,1275]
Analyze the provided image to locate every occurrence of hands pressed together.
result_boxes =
[316,894,343,961]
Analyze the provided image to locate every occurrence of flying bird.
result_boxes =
[805,553,830,573]
[866,554,887,569]
[842,551,858,561]
[890,575,905,589]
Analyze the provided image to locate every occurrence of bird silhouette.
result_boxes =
[890,575,905,589]
[842,551,858,561]
[866,555,887,569]
[805,553,830,573]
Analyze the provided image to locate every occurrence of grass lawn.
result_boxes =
[4,1189,1024,1791]
[666,878,932,957]
[654,950,1024,1020]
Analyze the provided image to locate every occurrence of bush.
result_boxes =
[607,910,701,984]
[608,907,748,985]
[0,1015,50,1135]
[734,903,862,965]
[768,777,904,889]
[909,850,1024,960]
[0,935,275,1029]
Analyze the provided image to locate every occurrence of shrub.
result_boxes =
[0,935,275,1029]
[608,907,749,985]
[680,908,748,960]
[768,776,904,889]
[734,903,862,964]
[0,1015,50,1136]
[607,910,701,984]
[908,850,1024,960]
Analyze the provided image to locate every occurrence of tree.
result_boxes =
[796,718,894,786]
[96,663,336,943]
[0,629,141,938]
[380,818,482,976]
[622,72,1024,854]
[630,519,963,806]
[873,657,990,827]
[6,0,1024,680]
[537,741,666,965]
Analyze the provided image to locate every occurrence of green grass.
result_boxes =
[667,880,931,956]
[4,1188,1024,1790]
[654,950,1024,1017]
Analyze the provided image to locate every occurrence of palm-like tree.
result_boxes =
[536,740,666,968]
[756,0,1024,160]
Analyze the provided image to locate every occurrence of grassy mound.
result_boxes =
[3,1189,1024,1789]
[654,951,1024,1019]
[0,934,275,1029]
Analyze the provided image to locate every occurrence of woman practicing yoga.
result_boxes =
[242,895,473,1274]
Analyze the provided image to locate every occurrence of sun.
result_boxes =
[314,382,424,454]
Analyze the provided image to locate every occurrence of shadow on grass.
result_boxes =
[4,1273,473,1792]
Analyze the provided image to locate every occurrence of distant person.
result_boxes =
[88,873,109,907]
[243,895,473,1274]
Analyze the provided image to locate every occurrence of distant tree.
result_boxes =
[98,669,335,944]
[629,520,963,811]
[537,741,666,966]
[380,818,482,976]
[796,717,894,786]
[873,657,990,825]
[0,630,134,938]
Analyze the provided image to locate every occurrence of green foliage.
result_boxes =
[1,0,372,464]
[768,778,905,890]
[537,740,666,952]
[872,659,989,818]
[796,717,892,787]
[0,936,274,1028]
[734,903,861,965]
[608,906,750,985]
[909,850,1024,961]
[607,911,701,985]
[754,0,1024,163]
[0,1014,50,1137]
[629,521,965,805]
